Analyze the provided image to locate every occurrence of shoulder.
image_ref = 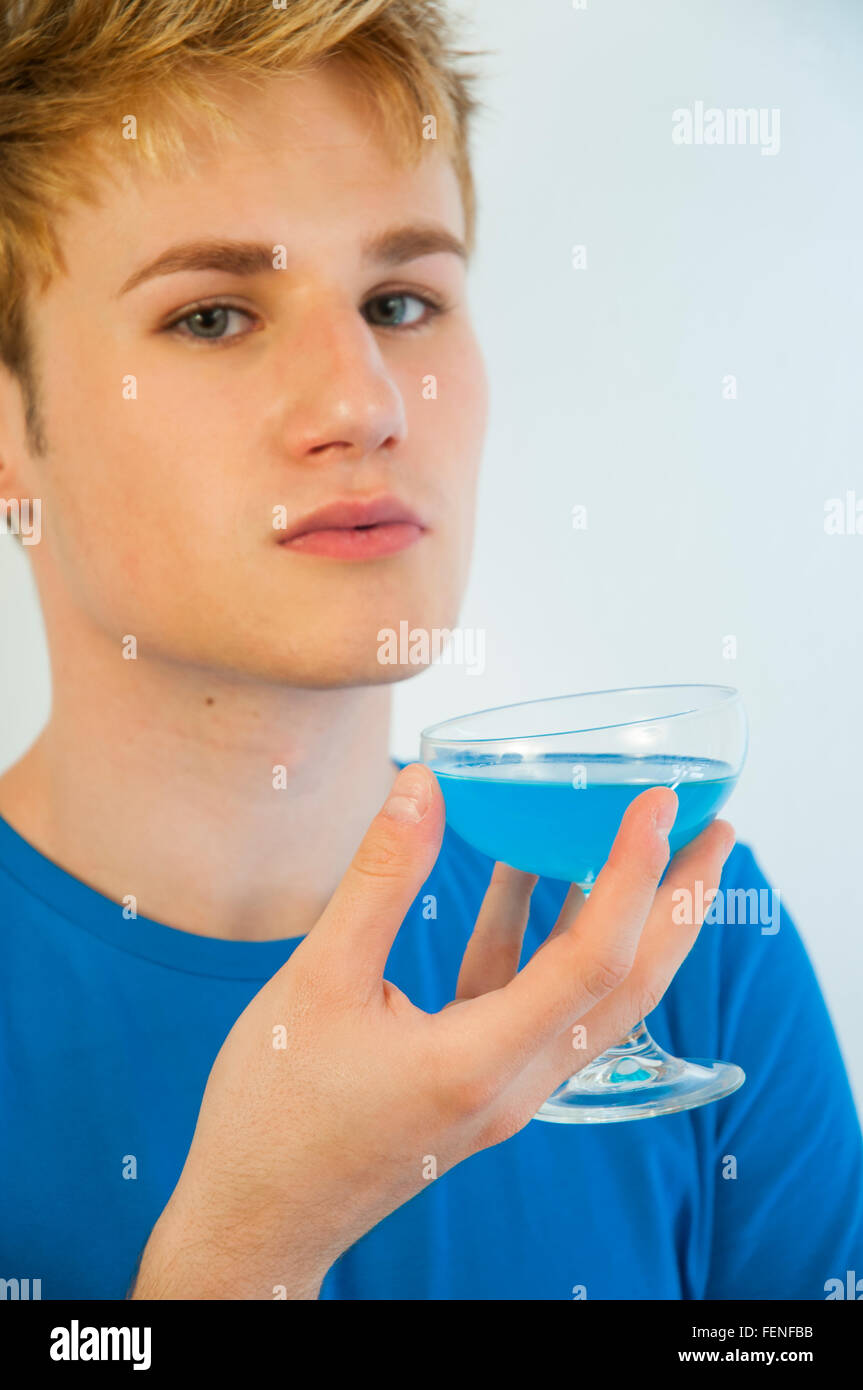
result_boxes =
[659,837,823,1043]
[706,839,821,1002]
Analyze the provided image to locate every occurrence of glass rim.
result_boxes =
[419,683,743,746]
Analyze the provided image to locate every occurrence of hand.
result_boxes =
[132,762,733,1299]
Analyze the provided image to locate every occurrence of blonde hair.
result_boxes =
[0,0,488,455]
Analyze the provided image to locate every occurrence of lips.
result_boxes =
[278,494,427,560]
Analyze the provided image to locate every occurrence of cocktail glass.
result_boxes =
[420,684,747,1122]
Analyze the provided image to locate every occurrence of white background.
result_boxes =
[1,0,861,1112]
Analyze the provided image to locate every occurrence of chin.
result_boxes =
[218,651,431,691]
[165,629,448,690]
[275,660,428,691]
[141,578,467,687]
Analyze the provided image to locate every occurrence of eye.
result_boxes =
[167,302,257,342]
[362,290,446,331]
[162,289,448,344]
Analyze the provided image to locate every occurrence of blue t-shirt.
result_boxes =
[0,799,860,1300]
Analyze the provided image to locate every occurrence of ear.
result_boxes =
[0,361,33,497]
[0,365,40,546]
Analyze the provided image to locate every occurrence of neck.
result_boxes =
[0,625,400,942]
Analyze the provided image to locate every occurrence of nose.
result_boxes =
[277,294,408,466]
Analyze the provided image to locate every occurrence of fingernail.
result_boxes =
[654,791,678,835]
[382,766,432,823]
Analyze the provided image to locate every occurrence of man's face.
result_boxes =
[4,63,488,686]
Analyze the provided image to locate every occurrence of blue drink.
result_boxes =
[435,753,736,884]
[422,687,748,1121]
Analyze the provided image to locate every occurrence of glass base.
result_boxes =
[533,1021,745,1123]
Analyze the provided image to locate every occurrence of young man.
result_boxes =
[0,0,860,1301]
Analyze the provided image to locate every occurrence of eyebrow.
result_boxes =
[117,223,467,296]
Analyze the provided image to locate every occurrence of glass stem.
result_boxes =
[604,1020,653,1053]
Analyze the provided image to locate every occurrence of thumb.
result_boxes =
[307,763,445,991]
